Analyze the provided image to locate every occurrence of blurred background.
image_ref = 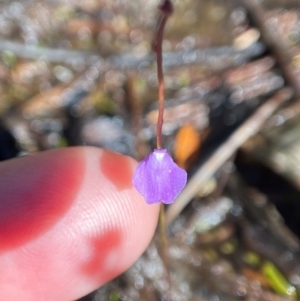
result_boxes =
[2,0,300,300]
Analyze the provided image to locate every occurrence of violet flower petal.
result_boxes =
[132,149,187,205]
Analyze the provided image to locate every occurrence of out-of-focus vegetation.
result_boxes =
[2,0,300,301]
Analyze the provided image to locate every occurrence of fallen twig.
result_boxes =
[242,0,300,99]
[166,88,293,225]
[0,38,265,70]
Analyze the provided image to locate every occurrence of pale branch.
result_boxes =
[166,88,293,225]
[0,38,265,70]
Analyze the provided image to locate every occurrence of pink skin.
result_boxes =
[0,147,159,301]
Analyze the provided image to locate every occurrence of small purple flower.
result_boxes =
[133,149,187,205]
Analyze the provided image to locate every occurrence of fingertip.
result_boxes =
[56,147,160,296]
[0,147,85,251]
[80,147,160,275]
[0,147,159,301]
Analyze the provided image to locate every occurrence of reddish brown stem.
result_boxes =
[153,0,173,149]
[153,3,174,300]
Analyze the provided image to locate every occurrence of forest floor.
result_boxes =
[2,0,300,300]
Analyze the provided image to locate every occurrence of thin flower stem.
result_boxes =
[159,203,167,247]
[153,0,173,149]
[159,203,172,300]
[153,2,173,299]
